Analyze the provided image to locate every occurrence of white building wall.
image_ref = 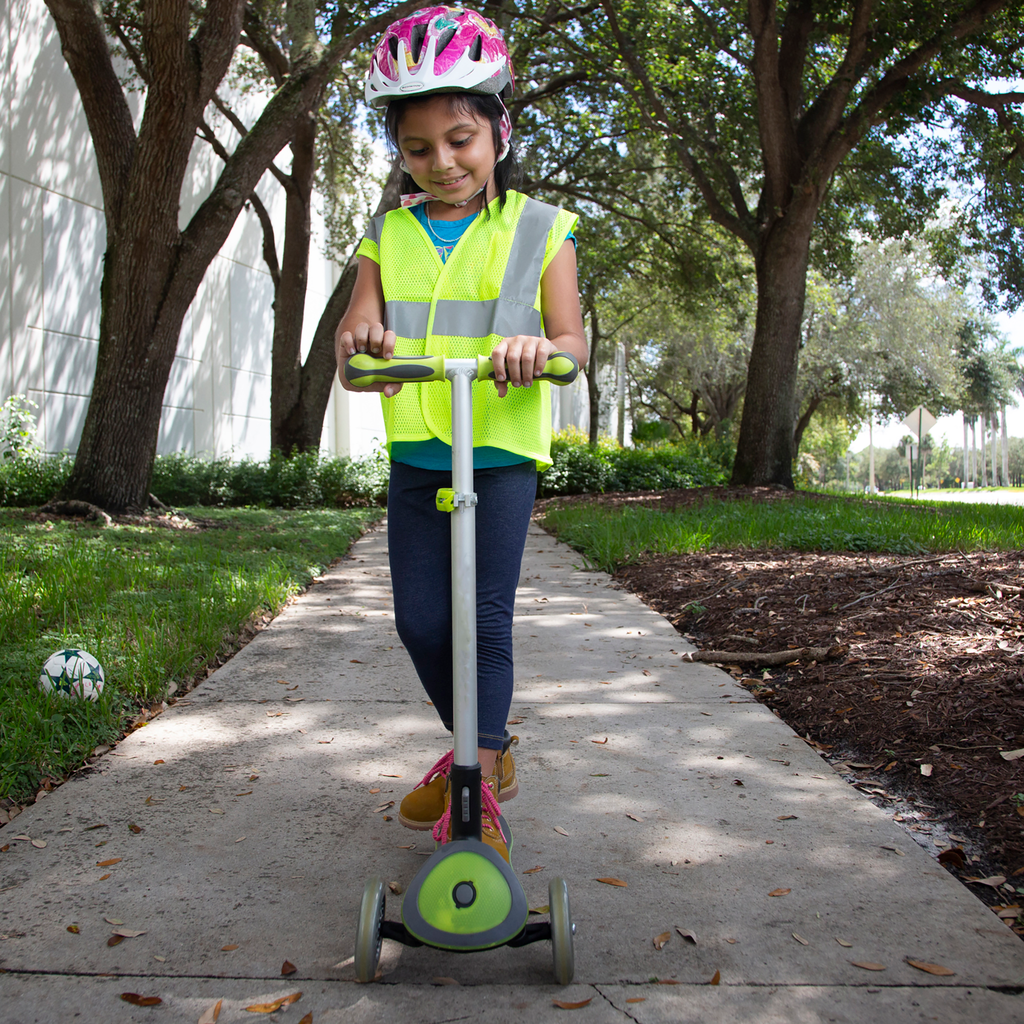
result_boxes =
[1,0,384,461]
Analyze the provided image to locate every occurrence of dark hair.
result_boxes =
[384,92,521,213]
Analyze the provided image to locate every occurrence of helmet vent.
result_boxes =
[468,35,482,61]
[411,23,427,61]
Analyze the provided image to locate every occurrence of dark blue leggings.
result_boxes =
[387,459,537,751]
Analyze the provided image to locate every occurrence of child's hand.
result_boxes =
[490,335,556,398]
[336,322,402,396]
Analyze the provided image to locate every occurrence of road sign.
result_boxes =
[900,405,937,438]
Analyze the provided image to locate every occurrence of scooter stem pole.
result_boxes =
[447,361,478,770]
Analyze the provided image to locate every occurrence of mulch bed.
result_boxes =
[538,486,1024,935]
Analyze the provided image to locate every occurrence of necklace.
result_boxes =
[423,199,481,243]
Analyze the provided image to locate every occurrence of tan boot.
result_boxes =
[399,733,519,831]
[433,776,512,863]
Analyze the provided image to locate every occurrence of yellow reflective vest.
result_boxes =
[356,190,578,468]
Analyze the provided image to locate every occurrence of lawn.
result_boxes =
[0,506,381,804]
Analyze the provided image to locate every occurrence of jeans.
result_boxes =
[387,459,537,751]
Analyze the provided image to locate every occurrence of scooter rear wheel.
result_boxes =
[354,876,386,982]
[549,877,574,984]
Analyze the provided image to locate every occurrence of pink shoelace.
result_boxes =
[415,748,454,789]
[433,775,503,845]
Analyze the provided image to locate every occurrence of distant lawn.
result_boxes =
[0,507,381,803]
[539,492,1024,574]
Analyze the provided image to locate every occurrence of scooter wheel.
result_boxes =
[354,876,386,982]
[549,876,575,985]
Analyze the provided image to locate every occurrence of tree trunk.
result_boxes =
[270,113,316,453]
[730,215,813,487]
[272,162,405,455]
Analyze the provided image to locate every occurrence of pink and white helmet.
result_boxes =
[366,6,514,108]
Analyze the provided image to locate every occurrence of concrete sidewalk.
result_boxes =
[2,521,1023,1023]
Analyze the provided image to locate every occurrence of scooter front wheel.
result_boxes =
[549,877,575,984]
[354,876,386,982]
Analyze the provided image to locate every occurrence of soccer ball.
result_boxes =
[39,648,105,701]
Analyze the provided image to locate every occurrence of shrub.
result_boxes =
[537,430,731,497]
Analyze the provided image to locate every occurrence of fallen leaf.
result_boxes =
[374,801,395,813]
[432,977,460,986]
[31,839,47,848]
[906,958,955,976]
[235,791,253,797]
[221,944,239,951]
[792,932,809,945]
[653,931,671,949]
[552,997,593,1009]
[99,873,111,880]
[245,992,302,1012]
[66,924,80,934]
[85,824,109,831]
[965,874,1006,888]
[596,877,627,887]
[298,1015,313,1024]
[626,814,643,822]
[776,815,798,821]
[281,960,297,975]
[554,826,570,837]
[153,955,166,962]
[198,1000,223,1024]
[369,788,380,795]
[111,928,146,937]
[153,760,165,765]
[592,737,608,744]
[235,837,246,843]
[676,927,697,944]
[851,961,886,971]
[388,881,403,895]
[835,937,853,948]
[523,865,545,874]
[708,969,721,985]
[104,917,125,925]
[920,764,933,777]
[528,905,550,915]
[107,935,124,946]
[380,773,402,778]
[129,823,142,834]
[938,848,966,869]
[768,888,791,897]
[209,807,225,814]
[96,858,122,867]
[121,993,162,1006]
[508,717,524,724]
[999,748,1024,761]
[626,996,646,1003]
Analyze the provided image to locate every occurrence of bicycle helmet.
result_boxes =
[366,6,514,108]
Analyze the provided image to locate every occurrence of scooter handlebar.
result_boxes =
[344,352,579,387]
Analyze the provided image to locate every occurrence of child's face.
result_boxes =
[397,96,497,210]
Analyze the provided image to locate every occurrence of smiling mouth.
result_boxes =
[435,175,467,186]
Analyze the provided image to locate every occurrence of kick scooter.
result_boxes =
[345,350,578,984]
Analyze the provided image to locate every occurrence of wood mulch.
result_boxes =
[537,486,1024,935]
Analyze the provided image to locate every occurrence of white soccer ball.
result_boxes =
[39,648,105,701]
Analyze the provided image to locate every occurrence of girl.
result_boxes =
[335,5,587,861]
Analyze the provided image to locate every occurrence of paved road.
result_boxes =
[2,522,1023,1022]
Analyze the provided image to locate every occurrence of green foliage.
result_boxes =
[0,395,42,461]
[541,493,1024,575]
[0,506,380,802]
[0,449,391,510]
[537,429,731,497]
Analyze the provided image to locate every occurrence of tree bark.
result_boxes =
[730,209,815,487]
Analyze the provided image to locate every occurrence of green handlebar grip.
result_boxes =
[475,351,580,385]
[344,353,445,386]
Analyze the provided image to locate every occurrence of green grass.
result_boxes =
[540,492,1024,574]
[0,507,381,802]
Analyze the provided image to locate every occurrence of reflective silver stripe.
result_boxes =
[432,299,541,338]
[364,213,387,247]
[500,199,560,308]
[385,300,430,338]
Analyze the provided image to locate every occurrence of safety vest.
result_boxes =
[359,191,578,467]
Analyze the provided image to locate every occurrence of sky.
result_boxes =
[851,306,1024,453]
